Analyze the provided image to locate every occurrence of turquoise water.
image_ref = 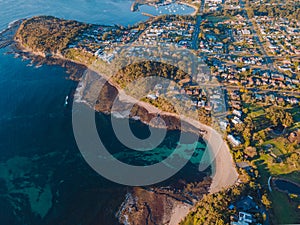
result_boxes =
[0,48,208,224]
[0,1,203,224]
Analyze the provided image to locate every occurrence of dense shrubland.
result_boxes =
[15,16,88,55]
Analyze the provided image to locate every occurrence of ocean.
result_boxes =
[0,1,207,224]
[0,0,195,31]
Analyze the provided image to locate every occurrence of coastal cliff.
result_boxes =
[14,16,88,56]
[12,16,238,225]
[13,16,204,133]
[117,178,211,225]
[13,16,88,80]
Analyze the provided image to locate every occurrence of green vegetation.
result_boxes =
[64,48,97,65]
[142,96,177,113]
[270,190,300,223]
[240,95,300,224]
[13,13,300,225]
[181,184,265,225]
[112,61,189,88]
[112,61,213,125]
[251,0,300,19]
[266,105,294,127]
[15,16,88,54]
[203,15,231,23]
[255,160,300,224]
[197,108,212,125]
[241,97,299,174]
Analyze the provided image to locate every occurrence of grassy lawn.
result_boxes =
[203,15,231,23]
[263,138,285,150]
[250,108,265,118]
[280,171,300,184]
[258,153,298,175]
[255,158,271,185]
[246,104,272,131]
[248,104,265,117]
[255,159,300,224]
[263,137,289,155]
[269,190,300,224]
[244,101,300,224]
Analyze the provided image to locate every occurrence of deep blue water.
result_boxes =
[274,179,300,195]
[0,1,203,224]
[0,49,77,158]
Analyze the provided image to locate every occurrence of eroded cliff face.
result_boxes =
[84,79,211,225]
[117,177,212,225]
[10,28,211,224]
[118,188,176,225]
[94,83,180,130]
[92,80,200,134]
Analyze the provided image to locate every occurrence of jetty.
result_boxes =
[141,12,156,18]
[131,2,140,12]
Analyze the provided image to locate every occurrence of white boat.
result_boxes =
[64,96,69,106]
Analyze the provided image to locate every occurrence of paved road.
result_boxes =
[198,83,300,96]
[192,16,202,50]
[191,0,205,50]
[238,0,275,70]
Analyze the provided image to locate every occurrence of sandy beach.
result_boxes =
[14,34,238,224]
[115,86,239,224]
[14,49,238,223]
[178,1,199,16]
[117,86,239,193]
[75,60,239,223]
[169,203,191,225]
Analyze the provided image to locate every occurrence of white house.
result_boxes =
[228,134,241,147]
[239,212,253,223]
[233,109,242,118]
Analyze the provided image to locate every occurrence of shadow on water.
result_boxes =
[0,107,210,225]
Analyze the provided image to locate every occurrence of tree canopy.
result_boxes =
[15,16,88,55]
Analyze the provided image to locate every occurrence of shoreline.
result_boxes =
[11,17,238,223]
[131,0,199,17]
[117,88,238,194]
[43,49,238,192]
[178,1,199,16]
[13,43,238,221]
